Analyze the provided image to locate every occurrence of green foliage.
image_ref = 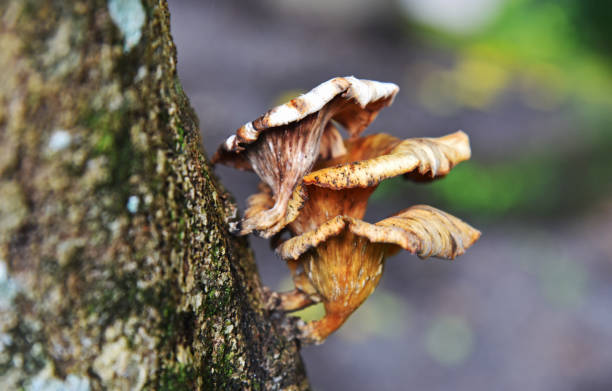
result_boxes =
[464,0,612,109]
[391,0,612,219]
[429,159,558,217]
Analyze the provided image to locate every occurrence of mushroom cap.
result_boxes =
[242,183,306,236]
[277,205,481,261]
[211,77,399,237]
[211,76,399,169]
[303,130,471,189]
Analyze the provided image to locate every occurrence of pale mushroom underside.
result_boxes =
[211,76,399,168]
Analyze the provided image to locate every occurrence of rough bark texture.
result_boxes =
[0,1,308,389]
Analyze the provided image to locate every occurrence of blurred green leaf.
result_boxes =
[409,0,612,111]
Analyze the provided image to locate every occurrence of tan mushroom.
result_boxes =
[247,130,472,235]
[303,130,471,189]
[277,206,481,343]
[212,76,399,237]
[214,76,481,343]
[251,130,479,343]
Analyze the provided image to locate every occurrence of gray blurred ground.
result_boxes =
[169,1,612,390]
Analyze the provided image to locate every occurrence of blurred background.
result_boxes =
[169,0,612,389]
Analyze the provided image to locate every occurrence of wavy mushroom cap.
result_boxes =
[278,205,481,262]
[277,205,481,342]
[211,77,399,238]
[303,130,471,189]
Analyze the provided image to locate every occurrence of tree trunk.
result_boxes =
[0,1,308,389]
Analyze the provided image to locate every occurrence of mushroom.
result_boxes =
[212,76,399,237]
[276,205,481,343]
[247,130,472,234]
[214,76,481,343]
[252,130,479,343]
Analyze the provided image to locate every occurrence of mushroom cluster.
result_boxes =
[213,77,480,343]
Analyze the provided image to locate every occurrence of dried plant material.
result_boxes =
[303,131,471,189]
[246,134,398,235]
[289,134,399,233]
[296,231,387,343]
[351,205,481,259]
[311,132,401,172]
[247,181,375,237]
[275,206,480,343]
[212,77,398,237]
[214,77,398,158]
[288,185,375,235]
[263,287,317,313]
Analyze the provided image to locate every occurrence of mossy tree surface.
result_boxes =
[0,1,308,390]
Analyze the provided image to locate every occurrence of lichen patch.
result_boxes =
[47,129,72,152]
[108,0,146,52]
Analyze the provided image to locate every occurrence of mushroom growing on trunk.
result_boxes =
[212,77,399,237]
[213,77,481,343]
[253,130,479,343]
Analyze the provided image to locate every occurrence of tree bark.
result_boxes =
[0,1,309,389]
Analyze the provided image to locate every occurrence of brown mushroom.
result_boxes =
[250,130,478,343]
[212,76,399,237]
[213,76,481,344]
[246,130,472,235]
[302,130,471,189]
[275,205,480,343]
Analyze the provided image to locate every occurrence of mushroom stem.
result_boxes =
[264,288,316,312]
[301,309,349,344]
[241,189,291,236]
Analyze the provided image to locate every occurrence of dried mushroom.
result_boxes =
[247,130,471,234]
[277,206,480,342]
[303,130,471,189]
[264,131,478,342]
[212,76,399,237]
[214,77,481,344]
